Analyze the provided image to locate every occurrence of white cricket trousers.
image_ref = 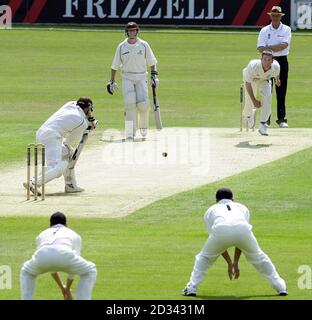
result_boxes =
[242,74,272,123]
[188,223,286,293]
[122,75,150,138]
[20,245,97,300]
[35,134,68,187]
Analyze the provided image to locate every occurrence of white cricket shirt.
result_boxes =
[257,23,291,57]
[111,37,157,76]
[204,199,250,233]
[36,224,81,255]
[243,59,280,83]
[37,101,88,140]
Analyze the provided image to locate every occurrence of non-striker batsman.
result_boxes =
[107,22,159,141]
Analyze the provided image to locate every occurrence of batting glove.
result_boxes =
[87,118,98,130]
[106,80,118,95]
[151,70,159,88]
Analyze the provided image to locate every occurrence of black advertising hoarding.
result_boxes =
[2,0,290,27]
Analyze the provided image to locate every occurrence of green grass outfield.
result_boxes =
[1,147,312,300]
[0,28,312,299]
[1,29,312,165]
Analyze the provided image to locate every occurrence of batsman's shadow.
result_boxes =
[47,192,81,197]
[235,141,272,149]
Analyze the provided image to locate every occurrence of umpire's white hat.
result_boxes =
[267,6,285,16]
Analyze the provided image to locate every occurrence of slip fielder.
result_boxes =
[20,212,97,300]
[183,188,287,297]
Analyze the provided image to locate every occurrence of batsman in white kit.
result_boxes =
[20,212,97,300]
[242,50,280,136]
[107,21,159,141]
[183,188,287,297]
[23,97,97,195]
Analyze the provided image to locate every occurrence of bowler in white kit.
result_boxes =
[20,212,97,300]
[183,188,287,297]
[242,50,280,136]
[107,21,159,141]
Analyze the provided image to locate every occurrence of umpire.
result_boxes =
[257,6,292,128]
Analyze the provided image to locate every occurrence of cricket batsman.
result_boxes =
[23,97,97,195]
[107,21,159,141]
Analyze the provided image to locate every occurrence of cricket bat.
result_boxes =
[68,119,98,170]
[151,83,163,130]
[68,132,88,170]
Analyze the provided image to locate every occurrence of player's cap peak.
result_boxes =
[268,6,285,16]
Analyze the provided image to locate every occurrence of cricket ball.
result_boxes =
[162,152,168,157]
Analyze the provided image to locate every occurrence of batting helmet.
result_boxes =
[125,21,139,36]
[77,97,93,111]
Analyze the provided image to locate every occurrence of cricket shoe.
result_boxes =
[65,184,85,193]
[182,285,197,297]
[125,136,134,142]
[244,109,256,129]
[23,182,41,196]
[279,122,288,128]
[278,291,288,296]
[258,123,268,136]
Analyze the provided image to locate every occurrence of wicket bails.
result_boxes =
[27,143,45,200]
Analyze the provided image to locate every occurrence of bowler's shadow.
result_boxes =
[235,141,272,149]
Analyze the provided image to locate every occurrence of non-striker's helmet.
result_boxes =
[125,21,139,36]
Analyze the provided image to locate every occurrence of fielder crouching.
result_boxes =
[183,188,287,297]
[20,212,97,300]
[23,97,97,195]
